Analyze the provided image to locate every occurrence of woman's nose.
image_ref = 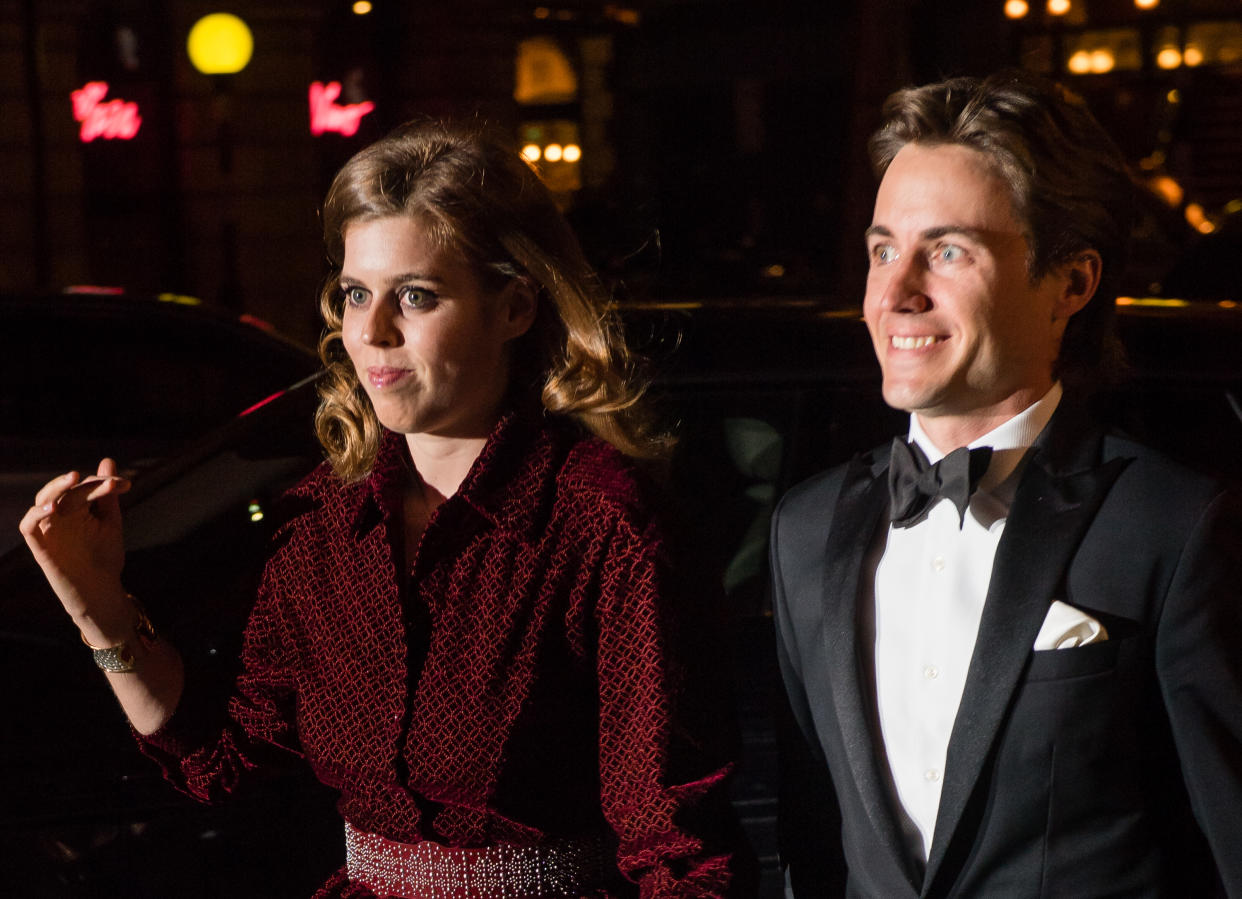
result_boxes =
[360,300,400,346]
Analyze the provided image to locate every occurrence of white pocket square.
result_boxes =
[1033,600,1109,650]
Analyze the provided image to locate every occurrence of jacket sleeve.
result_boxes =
[134,525,307,803]
[770,495,848,898]
[1156,486,1242,894]
[594,511,742,898]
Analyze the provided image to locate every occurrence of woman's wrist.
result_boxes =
[70,587,147,649]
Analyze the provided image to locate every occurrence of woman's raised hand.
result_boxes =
[19,457,132,626]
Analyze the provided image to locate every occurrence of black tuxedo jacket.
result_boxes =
[771,403,1242,897]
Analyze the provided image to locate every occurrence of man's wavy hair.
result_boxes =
[315,119,667,481]
[868,69,1135,390]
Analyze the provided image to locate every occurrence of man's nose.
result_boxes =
[878,254,932,314]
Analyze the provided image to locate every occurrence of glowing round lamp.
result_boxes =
[187,13,254,75]
[1047,0,1070,15]
[1156,47,1182,69]
[1004,0,1029,20]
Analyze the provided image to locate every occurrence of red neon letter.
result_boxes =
[71,81,142,142]
[309,81,375,137]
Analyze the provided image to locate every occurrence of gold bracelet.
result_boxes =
[80,595,158,674]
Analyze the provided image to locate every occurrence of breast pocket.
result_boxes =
[1024,637,1121,682]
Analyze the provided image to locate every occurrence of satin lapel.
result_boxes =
[823,451,921,890]
[922,437,1129,893]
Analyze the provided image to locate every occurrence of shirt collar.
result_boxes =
[356,408,550,539]
[908,381,1063,492]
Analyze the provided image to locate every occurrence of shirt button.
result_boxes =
[932,556,946,572]
[924,769,941,783]
[923,665,939,680]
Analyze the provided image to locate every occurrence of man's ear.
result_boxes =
[500,277,539,341]
[1055,249,1102,320]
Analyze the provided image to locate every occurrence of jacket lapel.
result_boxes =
[921,413,1129,893]
[823,449,923,892]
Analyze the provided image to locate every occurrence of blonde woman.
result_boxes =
[21,121,740,898]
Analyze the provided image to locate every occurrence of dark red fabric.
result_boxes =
[137,412,737,897]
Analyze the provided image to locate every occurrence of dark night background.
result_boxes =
[5,0,1242,347]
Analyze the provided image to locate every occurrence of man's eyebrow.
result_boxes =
[864,224,992,243]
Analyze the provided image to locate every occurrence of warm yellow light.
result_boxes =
[562,143,581,163]
[1167,89,1181,104]
[1156,47,1182,69]
[544,143,563,162]
[1184,202,1215,233]
[1068,50,1092,74]
[186,13,254,75]
[1134,0,1159,8]
[1004,0,1029,19]
[1047,0,1070,15]
[533,6,550,18]
[352,1,372,13]
[1090,49,1115,73]
[1184,45,1204,66]
[1150,175,1184,207]
[520,143,541,163]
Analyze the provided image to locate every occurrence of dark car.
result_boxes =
[3,295,1241,897]
[0,290,321,557]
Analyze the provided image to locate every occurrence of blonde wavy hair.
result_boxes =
[314,119,667,481]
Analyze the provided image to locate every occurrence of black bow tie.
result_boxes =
[888,438,993,529]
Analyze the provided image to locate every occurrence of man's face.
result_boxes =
[863,143,1071,436]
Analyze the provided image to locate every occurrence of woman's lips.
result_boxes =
[366,366,412,388]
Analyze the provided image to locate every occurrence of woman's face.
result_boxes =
[339,215,534,441]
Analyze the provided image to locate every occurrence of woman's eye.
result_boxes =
[343,286,368,306]
[399,286,436,309]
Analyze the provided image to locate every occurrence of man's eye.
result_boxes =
[933,244,966,264]
[399,286,436,309]
[343,286,368,306]
[870,244,898,265]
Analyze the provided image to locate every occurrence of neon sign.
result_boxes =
[309,81,374,137]
[71,82,142,142]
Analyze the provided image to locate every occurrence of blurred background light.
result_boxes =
[186,13,254,75]
[1004,0,1029,19]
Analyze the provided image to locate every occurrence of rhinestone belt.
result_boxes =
[344,822,609,898]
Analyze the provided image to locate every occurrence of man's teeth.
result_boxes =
[891,335,940,349]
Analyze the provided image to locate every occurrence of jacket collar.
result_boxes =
[348,407,559,541]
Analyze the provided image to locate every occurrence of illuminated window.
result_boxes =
[514,37,578,105]
[1185,21,1242,66]
[1063,28,1140,74]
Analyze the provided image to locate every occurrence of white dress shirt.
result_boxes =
[864,383,1063,866]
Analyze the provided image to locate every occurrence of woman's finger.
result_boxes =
[33,471,81,509]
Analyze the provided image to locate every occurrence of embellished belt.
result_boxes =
[344,822,610,898]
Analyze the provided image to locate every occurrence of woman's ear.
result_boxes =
[500,277,539,341]
[1054,249,1102,320]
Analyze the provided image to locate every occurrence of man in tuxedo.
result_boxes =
[771,69,1242,897]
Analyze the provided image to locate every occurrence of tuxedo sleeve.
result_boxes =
[770,495,848,898]
[1156,486,1242,893]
